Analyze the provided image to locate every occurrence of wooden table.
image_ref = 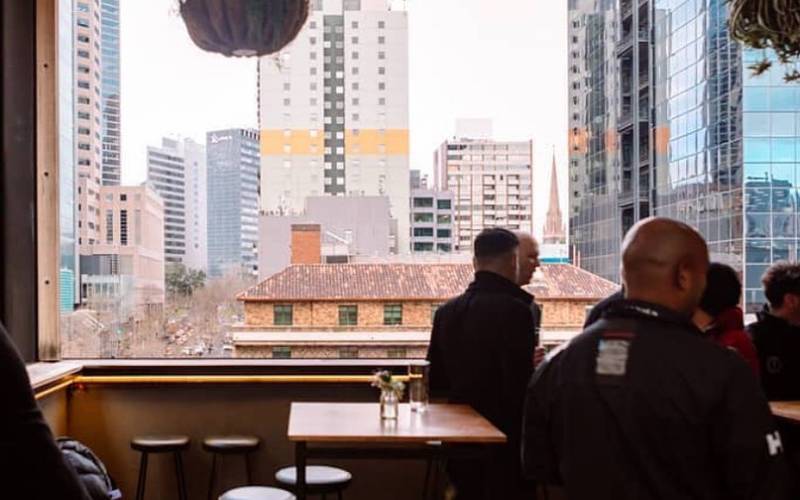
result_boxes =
[770,401,800,423]
[287,402,506,500]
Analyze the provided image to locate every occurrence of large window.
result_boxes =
[383,304,403,325]
[339,305,358,326]
[274,305,293,326]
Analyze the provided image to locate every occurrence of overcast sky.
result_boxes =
[120,0,567,238]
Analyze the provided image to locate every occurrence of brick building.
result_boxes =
[233,263,618,359]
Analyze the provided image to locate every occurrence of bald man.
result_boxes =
[522,217,789,500]
[515,231,546,366]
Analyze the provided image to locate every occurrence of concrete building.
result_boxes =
[79,184,165,321]
[434,131,534,251]
[74,0,105,250]
[410,189,454,252]
[59,0,77,311]
[146,137,207,271]
[258,0,410,251]
[568,0,800,312]
[100,0,121,186]
[410,169,428,190]
[206,129,261,278]
[233,262,618,358]
[259,195,394,279]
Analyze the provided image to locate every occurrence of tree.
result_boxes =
[166,264,207,297]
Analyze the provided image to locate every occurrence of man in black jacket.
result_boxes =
[523,217,789,500]
[747,262,800,401]
[427,227,535,500]
[0,321,89,499]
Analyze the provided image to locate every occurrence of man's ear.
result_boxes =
[675,261,690,292]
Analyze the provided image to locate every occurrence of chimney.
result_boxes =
[290,224,322,264]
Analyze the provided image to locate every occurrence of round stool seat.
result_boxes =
[275,465,352,487]
[131,435,190,453]
[203,435,261,454]
[219,486,295,500]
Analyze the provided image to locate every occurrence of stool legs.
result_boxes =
[207,453,218,500]
[245,453,253,484]
[136,452,149,500]
[175,451,188,500]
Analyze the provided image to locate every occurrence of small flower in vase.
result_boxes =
[371,370,404,420]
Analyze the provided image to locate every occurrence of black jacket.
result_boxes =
[523,300,789,500]
[583,288,624,328]
[748,309,800,401]
[427,271,535,447]
[0,322,90,500]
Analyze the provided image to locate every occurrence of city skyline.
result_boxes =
[119,0,567,240]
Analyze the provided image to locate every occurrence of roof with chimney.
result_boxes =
[238,263,618,302]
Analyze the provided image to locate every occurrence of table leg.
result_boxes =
[296,441,307,500]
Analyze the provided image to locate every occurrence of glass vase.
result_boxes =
[380,388,399,420]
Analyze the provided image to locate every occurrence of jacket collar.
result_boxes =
[468,271,533,305]
[603,299,701,334]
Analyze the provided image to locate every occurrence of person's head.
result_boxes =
[473,228,519,282]
[692,263,742,330]
[621,217,709,316]
[514,231,541,286]
[762,262,800,326]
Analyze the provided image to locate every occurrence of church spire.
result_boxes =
[543,150,566,245]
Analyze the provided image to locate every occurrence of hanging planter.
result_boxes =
[729,0,800,82]
[179,0,310,57]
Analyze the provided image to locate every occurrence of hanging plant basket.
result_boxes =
[729,0,800,82]
[179,0,309,57]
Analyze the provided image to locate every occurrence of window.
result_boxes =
[378,51,386,60]
[437,199,452,210]
[378,36,385,44]
[383,304,402,325]
[413,213,434,223]
[378,20,386,29]
[351,51,359,60]
[378,67,386,75]
[120,210,128,246]
[351,21,359,29]
[105,210,113,243]
[338,305,358,326]
[386,348,406,359]
[272,347,292,359]
[77,2,89,12]
[379,97,386,106]
[77,49,90,59]
[352,36,359,44]
[414,197,434,208]
[437,228,451,238]
[338,347,359,359]
[274,305,293,325]
[414,227,434,237]
[77,34,90,43]
[77,18,90,28]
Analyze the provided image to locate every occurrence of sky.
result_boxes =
[121,0,567,239]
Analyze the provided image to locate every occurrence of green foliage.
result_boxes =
[166,263,207,296]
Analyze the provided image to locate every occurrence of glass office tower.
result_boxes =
[569,0,800,312]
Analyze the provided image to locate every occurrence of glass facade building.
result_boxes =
[59,0,76,311]
[100,0,121,186]
[207,129,261,278]
[569,0,800,312]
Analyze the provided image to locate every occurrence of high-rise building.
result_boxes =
[543,152,566,245]
[79,184,165,320]
[410,189,454,253]
[409,169,428,190]
[207,129,261,278]
[146,137,208,271]
[100,0,121,186]
[434,133,534,252]
[74,0,105,252]
[258,0,410,251]
[59,0,77,311]
[568,0,800,311]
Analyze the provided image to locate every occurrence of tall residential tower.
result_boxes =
[258,0,410,251]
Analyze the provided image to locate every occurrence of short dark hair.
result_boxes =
[473,228,519,259]
[698,263,741,316]
[763,262,800,308]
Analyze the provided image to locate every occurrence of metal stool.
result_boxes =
[219,486,295,500]
[204,435,261,500]
[131,435,191,500]
[275,465,351,500]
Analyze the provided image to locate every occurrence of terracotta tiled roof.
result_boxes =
[239,263,618,302]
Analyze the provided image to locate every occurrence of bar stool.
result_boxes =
[131,435,191,500]
[219,486,295,500]
[203,435,261,500]
[275,465,352,499]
